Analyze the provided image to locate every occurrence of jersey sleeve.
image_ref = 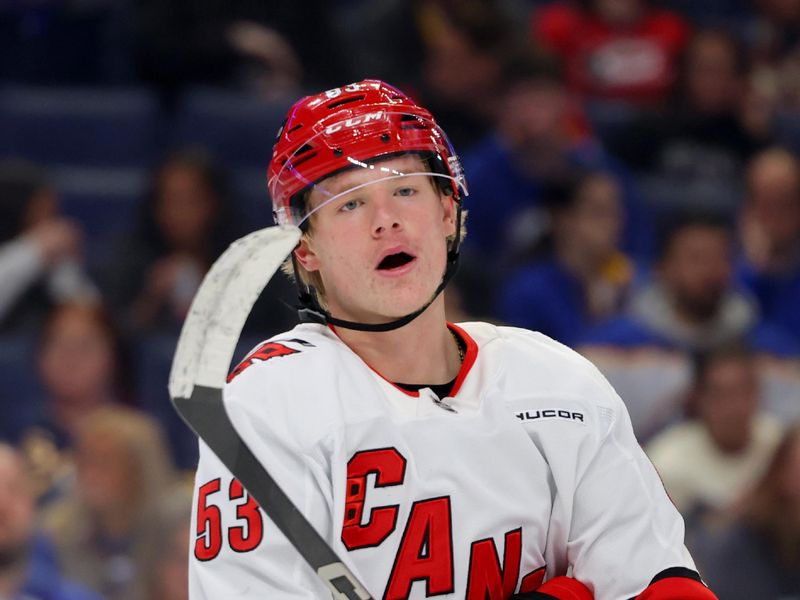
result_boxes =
[188,375,337,599]
[566,377,708,599]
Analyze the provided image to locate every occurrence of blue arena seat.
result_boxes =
[52,166,147,264]
[173,88,292,168]
[0,86,162,166]
[0,335,46,443]
[636,173,742,218]
[133,334,196,469]
[231,167,275,230]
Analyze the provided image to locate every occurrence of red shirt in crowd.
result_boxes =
[533,3,691,106]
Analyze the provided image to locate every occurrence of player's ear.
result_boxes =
[294,237,321,272]
[440,193,457,237]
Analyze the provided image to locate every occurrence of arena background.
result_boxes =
[1,1,799,598]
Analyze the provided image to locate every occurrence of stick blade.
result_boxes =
[168,225,301,401]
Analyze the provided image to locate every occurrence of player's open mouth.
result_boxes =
[377,252,416,271]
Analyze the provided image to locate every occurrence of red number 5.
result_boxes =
[195,478,264,561]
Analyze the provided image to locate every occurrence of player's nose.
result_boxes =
[371,196,403,237]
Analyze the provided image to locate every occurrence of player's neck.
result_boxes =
[331,297,461,385]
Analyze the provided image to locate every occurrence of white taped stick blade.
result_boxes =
[168,225,301,400]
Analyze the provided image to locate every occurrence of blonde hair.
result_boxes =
[76,406,175,511]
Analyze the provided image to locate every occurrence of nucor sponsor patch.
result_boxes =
[515,409,585,423]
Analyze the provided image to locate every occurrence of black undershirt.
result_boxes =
[394,377,458,399]
[393,330,465,399]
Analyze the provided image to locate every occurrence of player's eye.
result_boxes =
[394,186,416,197]
[338,198,363,213]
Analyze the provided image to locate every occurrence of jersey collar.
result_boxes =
[328,322,478,399]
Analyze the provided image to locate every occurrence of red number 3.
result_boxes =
[228,479,263,553]
[195,478,264,561]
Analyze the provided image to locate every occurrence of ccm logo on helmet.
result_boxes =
[325,111,385,135]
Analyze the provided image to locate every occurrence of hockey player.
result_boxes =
[188,80,717,599]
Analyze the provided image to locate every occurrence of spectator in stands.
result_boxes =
[0,160,98,334]
[102,148,241,334]
[607,29,769,214]
[737,147,800,342]
[532,0,690,106]
[746,0,800,111]
[417,0,519,152]
[689,422,800,599]
[498,171,634,345]
[225,20,304,100]
[461,49,651,263]
[646,344,783,518]
[133,0,344,102]
[34,302,128,443]
[15,302,131,502]
[579,213,799,438]
[0,443,102,600]
[42,407,178,600]
[145,484,192,600]
[586,213,797,354]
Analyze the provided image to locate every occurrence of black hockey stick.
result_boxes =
[168,226,372,600]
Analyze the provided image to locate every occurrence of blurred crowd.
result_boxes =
[1,1,800,599]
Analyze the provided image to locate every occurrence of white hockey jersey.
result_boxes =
[189,321,695,599]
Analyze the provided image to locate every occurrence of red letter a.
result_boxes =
[383,497,454,599]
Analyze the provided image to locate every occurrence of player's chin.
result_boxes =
[377,286,438,316]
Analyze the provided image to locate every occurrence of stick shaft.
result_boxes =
[168,226,372,598]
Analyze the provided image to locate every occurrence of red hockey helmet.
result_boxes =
[268,80,467,227]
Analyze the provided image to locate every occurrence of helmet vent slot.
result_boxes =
[287,144,317,168]
[326,95,366,109]
[287,124,303,133]
[289,152,316,168]
[400,114,427,130]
